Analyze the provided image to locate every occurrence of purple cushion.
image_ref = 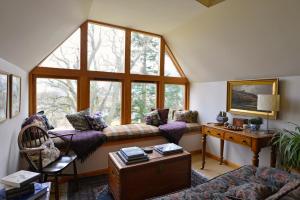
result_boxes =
[151,108,169,124]
[85,112,107,131]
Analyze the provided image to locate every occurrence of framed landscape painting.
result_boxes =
[0,72,8,122]
[227,79,279,119]
[10,75,21,118]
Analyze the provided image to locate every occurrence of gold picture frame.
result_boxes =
[9,74,21,118]
[227,78,279,119]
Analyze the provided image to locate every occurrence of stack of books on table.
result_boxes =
[0,170,48,200]
[117,146,149,165]
[154,143,183,155]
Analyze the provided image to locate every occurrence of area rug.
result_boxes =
[68,169,208,200]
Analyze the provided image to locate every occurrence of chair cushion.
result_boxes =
[144,110,162,126]
[103,124,160,141]
[85,112,107,131]
[66,109,91,131]
[28,139,60,168]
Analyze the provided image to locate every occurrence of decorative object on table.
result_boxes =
[272,123,300,170]
[216,111,228,124]
[249,117,263,131]
[257,94,280,133]
[0,72,8,123]
[243,124,250,130]
[224,124,243,131]
[154,143,183,155]
[9,74,21,118]
[232,118,248,128]
[227,78,279,119]
[117,146,149,165]
[143,147,153,154]
[223,122,229,128]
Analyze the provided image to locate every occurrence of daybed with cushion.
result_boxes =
[154,165,300,200]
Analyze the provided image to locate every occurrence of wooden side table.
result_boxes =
[201,124,276,169]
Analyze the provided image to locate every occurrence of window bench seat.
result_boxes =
[49,123,202,174]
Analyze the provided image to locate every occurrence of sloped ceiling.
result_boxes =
[1,0,300,83]
[0,0,92,71]
[166,0,300,82]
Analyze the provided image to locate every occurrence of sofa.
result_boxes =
[154,165,300,200]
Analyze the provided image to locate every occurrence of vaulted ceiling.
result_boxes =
[1,0,300,82]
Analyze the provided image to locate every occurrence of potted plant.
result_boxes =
[249,117,263,131]
[272,123,300,170]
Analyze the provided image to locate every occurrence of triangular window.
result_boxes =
[164,47,182,77]
[39,29,81,69]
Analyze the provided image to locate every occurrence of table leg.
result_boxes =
[220,139,224,165]
[201,134,207,170]
[271,145,276,167]
[252,150,259,167]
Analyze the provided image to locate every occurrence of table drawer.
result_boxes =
[225,132,251,147]
[203,127,224,138]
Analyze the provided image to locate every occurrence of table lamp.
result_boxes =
[257,94,280,132]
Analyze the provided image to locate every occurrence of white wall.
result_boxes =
[0,58,28,177]
[190,76,300,166]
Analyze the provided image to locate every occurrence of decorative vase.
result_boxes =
[250,124,260,131]
[216,111,228,124]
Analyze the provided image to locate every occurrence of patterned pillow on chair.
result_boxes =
[66,109,91,131]
[22,114,48,130]
[85,112,108,131]
[144,110,162,127]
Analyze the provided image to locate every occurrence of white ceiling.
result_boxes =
[89,0,206,34]
[0,0,92,71]
[1,0,300,82]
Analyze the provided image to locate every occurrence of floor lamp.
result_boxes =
[257,94,280,133]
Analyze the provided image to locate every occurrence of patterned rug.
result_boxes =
[68,169,208,200]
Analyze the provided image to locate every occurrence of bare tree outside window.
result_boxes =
[165,84,185,120]
[131,82,157,123]
[90,80,122,125]
[130,32,160,75]
[36,78,77,128]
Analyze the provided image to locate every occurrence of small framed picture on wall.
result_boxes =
[10,74,21,118]
[0,71,8,122]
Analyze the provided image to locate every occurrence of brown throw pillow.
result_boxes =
[66,109,91,131]
[151,108,169,124]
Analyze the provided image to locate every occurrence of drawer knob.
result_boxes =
[229,136,233,140]
[217,133,221,136]
[207,131,211,133]
[242,140,247,143]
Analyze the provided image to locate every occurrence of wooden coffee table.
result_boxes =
[108,147,191,200]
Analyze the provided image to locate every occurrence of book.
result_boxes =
[120,150,147,161]
[117,151,149,165]
[0,183,34,199]
[154,143,183,155]
[17,182,48,200]
[120,147,145,159]
[0,171,40,188]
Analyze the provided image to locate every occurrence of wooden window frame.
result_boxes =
[29,20,189,124]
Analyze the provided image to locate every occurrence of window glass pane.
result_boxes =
[88,23,125,72]
[164,50,181,77]
[131,82,157,123]
[36,78,77,128]
[164,84,185,119]
[40,29,80,69]
[90,80,122,125]
[130,32,160,75]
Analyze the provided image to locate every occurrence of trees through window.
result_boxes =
[32,20,188,126]
[36,78,77,128]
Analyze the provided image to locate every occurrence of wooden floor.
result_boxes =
[52,152,237,199]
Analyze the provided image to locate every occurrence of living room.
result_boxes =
[0,0,300,199]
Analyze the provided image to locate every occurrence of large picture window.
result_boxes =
[90,80,122,125]
[31,20,188,126]
[131,82,157,123]
[36,78,77,128]
[88,23,125,72]
[130,32,161,75]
